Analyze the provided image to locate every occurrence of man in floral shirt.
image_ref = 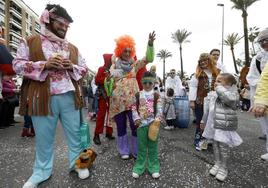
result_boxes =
[13,4,89,188]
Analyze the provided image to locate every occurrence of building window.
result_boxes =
[0,2,5,14]
[0,14,4,25]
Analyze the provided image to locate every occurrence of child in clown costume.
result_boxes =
[109,32,156,160]
[131,71,162,179]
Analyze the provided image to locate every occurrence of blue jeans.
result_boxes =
[194,104,203,147]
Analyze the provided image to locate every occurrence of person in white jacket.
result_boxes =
[246,28,268,143]
[165,69,184,97]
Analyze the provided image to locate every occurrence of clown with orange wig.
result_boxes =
[109,32,156,160]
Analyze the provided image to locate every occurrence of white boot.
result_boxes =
[121,154,130,160]
[132,172,139,179]
[22,181,37,188]
[75,168,89,179]
[152,172,160,179]
[209,164,219,176]
[261,153,268,161]
[215,167,228,181]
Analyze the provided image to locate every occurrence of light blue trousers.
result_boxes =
[28,92,82,185]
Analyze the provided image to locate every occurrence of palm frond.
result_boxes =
[171,29,192,44]
[157,49,172,60]
[224,33,242,47]
[231,0,259,10]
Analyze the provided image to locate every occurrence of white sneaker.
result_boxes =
[195,145,201,151]
[22,181,37,188]
[75,168,89,179]
[261,153,268,161]
[152,172,160,179]
[209,164,220,176]
[132,172,139,179]
[121,155,130,160]
[164,126,172,130]
[215,167,228,181]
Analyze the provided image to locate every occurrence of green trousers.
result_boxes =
[133,126,159,175]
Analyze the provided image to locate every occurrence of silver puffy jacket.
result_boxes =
[214,85,239,131]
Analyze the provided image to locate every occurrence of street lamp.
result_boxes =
[217,3,224,65]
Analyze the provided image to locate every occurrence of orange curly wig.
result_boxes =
[114,35,136,58]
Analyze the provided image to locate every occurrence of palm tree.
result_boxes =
[157,49,172,86]
[224,33,242,74]
[171,29,192,79]
[248,26,260,56]
[230,0,259,67]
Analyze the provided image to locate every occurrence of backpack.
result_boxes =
[135,92,160,118]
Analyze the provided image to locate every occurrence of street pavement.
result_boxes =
[0,111,268,188]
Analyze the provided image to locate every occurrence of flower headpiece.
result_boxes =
[40,7,70,27]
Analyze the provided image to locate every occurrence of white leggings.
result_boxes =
[213,141,230,169]
[259,117,268,151]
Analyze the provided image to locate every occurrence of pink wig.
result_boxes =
[114,35,136,58]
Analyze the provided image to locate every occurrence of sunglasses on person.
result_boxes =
[170,72,175,75]
[142,81,153,85]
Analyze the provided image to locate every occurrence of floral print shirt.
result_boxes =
[13,35,88,95]
[109,58,147,118]
[132,90,162,127]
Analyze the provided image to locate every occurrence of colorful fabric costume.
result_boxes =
[94,54,113,136]
[109,35,154,157]
[132,90,162,175]
[13,26,88,185]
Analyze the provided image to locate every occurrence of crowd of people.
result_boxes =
[0,3,267,188]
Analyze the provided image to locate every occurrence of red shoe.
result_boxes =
[21,128,35,137]
[21,128,30,137]
[30,127,35,137]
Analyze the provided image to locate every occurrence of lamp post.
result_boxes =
[217,3,224,65]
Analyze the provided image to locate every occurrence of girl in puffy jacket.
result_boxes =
[200,73,242,182]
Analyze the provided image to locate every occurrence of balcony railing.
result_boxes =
[9,40,19,48]
[34,27,40,33]
[9,7,22,19]
[10,18,22,29]
[10,29,21,38]
[11,51,17,57]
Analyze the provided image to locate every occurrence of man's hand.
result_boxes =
[62,59,73,71]
[148,31,156,46]
[249,104,267,118]
[135,119,142,128]
[190,101,195,110]
[45,56,63,70]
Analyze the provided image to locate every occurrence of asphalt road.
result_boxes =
[0,111,268,188]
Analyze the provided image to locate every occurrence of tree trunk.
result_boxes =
[163,59,166,86]
[231,47,239,74]
[179,45,184,79]
[242,10,250,67]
